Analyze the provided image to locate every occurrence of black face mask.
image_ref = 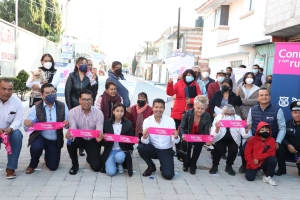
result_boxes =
[266,79,272,84]
[222,85,230,92]
[137,100,146,107]
[259,132,270,139]
[115,69,122,76]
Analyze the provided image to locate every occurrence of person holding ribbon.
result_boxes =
[209,104,249,176]
[126,92,153,139]
[65,89,104,175]
[0,78,24,179]
[65,57,91,157]
[180,95,211,174]
[137,98,180,180]
[26,53,61,108]
[101,103,135,176]
[24,83,69,174]
[96,81,123,121]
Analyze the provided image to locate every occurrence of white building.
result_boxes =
[196,0,273,77]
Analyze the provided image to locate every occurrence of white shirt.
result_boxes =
[0,95,23,131]
[112,122,122,150]
[141,114,180,149]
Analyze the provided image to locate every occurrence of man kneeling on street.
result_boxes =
[65,89,104,175]
[138,98,180,180]
[245,121,277,186]
[24,83,69,173]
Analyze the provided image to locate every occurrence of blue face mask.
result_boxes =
[252,69,258,74]
[185,76,194,83]
[45,94,55,104]
[217,77,224,83]
[79,64,88,72]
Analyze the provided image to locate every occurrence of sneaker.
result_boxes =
[225,165,236,176]
[263,176,277,186]
[209,165,218,174]
[118,164,124,174]
[6,168,16,179]
[238,165,246,173]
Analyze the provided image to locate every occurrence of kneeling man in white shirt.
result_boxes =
[137,98,180,180]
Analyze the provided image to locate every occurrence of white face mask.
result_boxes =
[202,71,209,78]
[245,78,254,84]
[43,62,52,69]
[223,116,235,120]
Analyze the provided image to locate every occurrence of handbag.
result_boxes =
[177,140,188,162]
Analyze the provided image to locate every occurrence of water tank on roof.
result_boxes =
[195,17,204,28]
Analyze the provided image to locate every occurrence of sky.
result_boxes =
[67,0,206,62]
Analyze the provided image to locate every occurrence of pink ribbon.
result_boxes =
[104,134,139,144]
[219,120,247,128]
[69,129,100,138]
[148,127,175,136]
[0,134,12,154]
[184,134,214,142]
[27,122,65,134]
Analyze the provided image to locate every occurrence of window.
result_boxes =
[230,60,243,68]
[214,5,229,27]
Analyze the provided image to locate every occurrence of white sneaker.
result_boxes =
[118,164,124,174]
[263,176,277,186]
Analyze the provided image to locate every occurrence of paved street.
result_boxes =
[1,75,300,200]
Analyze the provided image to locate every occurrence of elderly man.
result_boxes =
[277,101,300,176]
[138,98,180,180]
[0,78,23,179]
[200,66,215,91]
[192,65,207,97]
[24,83,69,174]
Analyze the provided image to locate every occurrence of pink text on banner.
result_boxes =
[148,127,175,136]
[27,122,65,134]
[219,120,247,128]
[184,134,214,142]
[69,129,100,138]
[104,134,139,144]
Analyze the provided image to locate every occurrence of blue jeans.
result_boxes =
[105,150,125,176]
[0,130,23,170]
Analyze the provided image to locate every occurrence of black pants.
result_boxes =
[245,156,277,181]
[137,143,175,180]
[174,119,181,152]
[213,134,238,166]
[183,142,205,170]
[67,138,101,172]
[277,144,300,173]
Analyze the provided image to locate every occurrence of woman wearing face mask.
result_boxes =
[167,69,202,130]
[96,82,123,121]
[209,104,249,176]
[209,78,242,122]
[180,95,210,174]
[126,92,153,139]
[26,53,60,107]
[235,72,260,120]
[261,75,272,92]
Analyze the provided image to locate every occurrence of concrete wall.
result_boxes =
[0,20,62,77]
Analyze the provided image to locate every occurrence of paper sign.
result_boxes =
[219,120,247,128]
[69,129,100,138]
[184,134,214,142]
[104,134,139,144]
[214,106,222,115]
[27,122,65,134]
[148,127,175,136]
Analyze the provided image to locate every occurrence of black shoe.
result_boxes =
[275,169,286,176]
[222,154,227,160]
[238,165,246,173]
[142,165,156,177]
[69,165,79,175]
[225,165,236,176]
[190,169,196,175]
[209,165,218,174]
[183,166,188,172]
[79,148,85,156]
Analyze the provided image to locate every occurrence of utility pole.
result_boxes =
[14,0,19,76]
[65,0,70,36]
[177,7,181,50]
[146,41,149,60]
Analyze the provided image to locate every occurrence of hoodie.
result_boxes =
[244,121,276,170]
[106,70,130,107]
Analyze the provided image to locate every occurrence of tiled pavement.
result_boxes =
[1,79,300,199]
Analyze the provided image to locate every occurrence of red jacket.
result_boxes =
[166,80,202,120]
[208,81,221,100]
[245,121,276,170]
[126,105,153,132]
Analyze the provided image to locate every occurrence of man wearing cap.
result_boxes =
[277,101,300,176]
[207,69,226,100]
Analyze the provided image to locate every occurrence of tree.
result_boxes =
[0,0,15,23]
[15,70,30,101]
[138,41,159,56]
[131,55,138,75]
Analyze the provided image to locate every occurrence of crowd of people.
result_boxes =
[1,54,300,188]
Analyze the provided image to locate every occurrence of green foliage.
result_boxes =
[131,55,138,75]
[15,70,30,101]
[9,77,21,93]
[0,0,62,43]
